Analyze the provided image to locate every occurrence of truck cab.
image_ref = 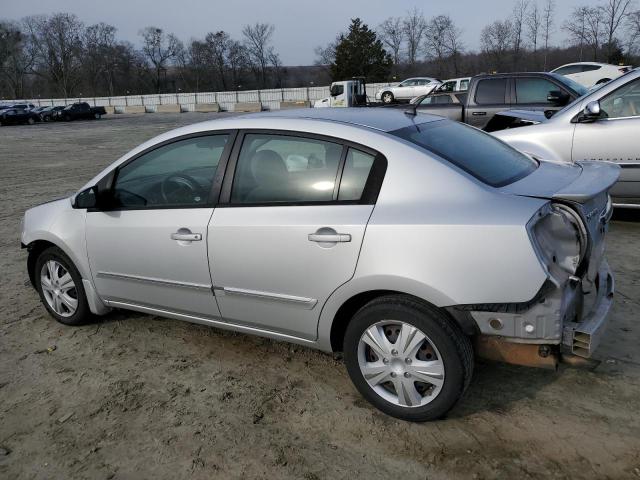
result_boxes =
[314,78,367,108]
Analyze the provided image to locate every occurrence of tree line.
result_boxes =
[318,0,640,81]
[0,13,284,99]
[2,1,640,100]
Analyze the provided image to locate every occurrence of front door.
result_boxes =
[86,133,233,318]
[208,132,384,339]
[466,77,509,129]
[572,77,640,201]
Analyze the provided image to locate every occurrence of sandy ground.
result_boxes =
[1,113,639,480]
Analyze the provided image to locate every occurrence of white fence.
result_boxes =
[20,83,393,111]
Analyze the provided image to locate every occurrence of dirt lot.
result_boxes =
[1,113,639,480]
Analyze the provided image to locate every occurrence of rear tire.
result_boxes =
[27,117,35,125]
[94,112,101,119]
[343,295,473,421]
[35,246,93,326]
[381,92,394,104]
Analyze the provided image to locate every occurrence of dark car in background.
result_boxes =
[56,102,107,121]
[39,106,65,122]
[0,108,40,126]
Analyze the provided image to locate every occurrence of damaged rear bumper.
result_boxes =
[462,260,614,359]
[562,260,614,357]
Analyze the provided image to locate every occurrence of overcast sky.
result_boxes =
[2,0,599,65]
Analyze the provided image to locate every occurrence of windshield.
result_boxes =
[549,73,589,97]
[391,120,538,187]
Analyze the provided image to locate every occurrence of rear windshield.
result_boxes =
[390,120,537,187]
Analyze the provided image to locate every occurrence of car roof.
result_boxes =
[240,108,443,132]
[556,62,609,67]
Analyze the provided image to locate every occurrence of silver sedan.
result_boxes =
[21,109,617,421]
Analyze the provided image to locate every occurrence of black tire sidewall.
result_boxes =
[35,247,91,326]
[382,92,393,103]
[344,299,468,421]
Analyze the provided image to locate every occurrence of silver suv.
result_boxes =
[21,109,617,421]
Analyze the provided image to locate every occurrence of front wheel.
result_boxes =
[381,92,394,104]
[93,112,101,119]
[27,117,35,125]
[35,246,93,326]
[343,295,473,421]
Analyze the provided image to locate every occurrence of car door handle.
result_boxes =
[171,232,202,242]
[308,233,351,243]
[472,111,487,116]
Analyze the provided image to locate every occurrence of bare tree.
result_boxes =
[445,18,464,76]
[139,26,182,93]
[424,15,461,78]
[481,20,514,71]
[205,31,231,90]
[83,23,118,96]
[378,17,404,65]
[564,6,591,61]
[0,21,34,98]
[600,0,634,62]
[542,0,555,69]
[527,2,542,53]
[625,9,640,56]
[23,13,85,97]
[242,22,275,88]
[512,0,529,68]
[585,7,605,60]
[227,40,249,89]
[183,40,208,92]
[268,50,285,87]
[403,8,427,66]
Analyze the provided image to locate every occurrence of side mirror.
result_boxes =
[576,100,603,123]
[547,90,570,106]
[73,186,98,209]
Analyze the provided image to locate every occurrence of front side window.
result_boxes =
[475,79,507,104]
[600,77,640,119]
[439,81,455,92]
[581,64,601,72]
[113,134,228,208]
[391,120,537,187]
[554,65,582,75]
[515,78,559,104]
[231,134,343,204]
[400,80,416,87]
[459,79,470,90]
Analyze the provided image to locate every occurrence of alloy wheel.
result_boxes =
[40,260,78,317]
[357,320,445,407]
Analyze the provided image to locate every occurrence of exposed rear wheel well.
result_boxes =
[26,240,56,288]
[329,290,478,352]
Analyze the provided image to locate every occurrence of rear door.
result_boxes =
[208,131,386,339]
[466,78,509,129]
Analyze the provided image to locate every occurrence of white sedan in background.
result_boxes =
[375,77,441,103]
[551,62,632,87]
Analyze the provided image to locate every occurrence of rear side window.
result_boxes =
[231,134,343,204]
[390,120,537,187]
[459,79,470,90]
[554,65,582,75]
[515,78,559,104]
[475,79,507,104]
[581,65,601,72]
[338,149,375,201]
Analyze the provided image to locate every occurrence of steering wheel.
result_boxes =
[160,173,205,204]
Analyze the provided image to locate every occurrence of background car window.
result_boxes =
[581,65,601,72]
[459,79,470,90]
[435,95,453,104]
[231,134,343,204]
[420,96,435,105]
[475,79,507,104]
[400,80,416,87]
[600,78,640,118]
[113,135,228,208]
[515,78,558,104]
[338,149,375,201]
[439,81,455,92]
[554,65,582,75]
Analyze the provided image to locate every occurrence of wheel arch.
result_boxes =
[322,286,478,353]
[26,239,57,288]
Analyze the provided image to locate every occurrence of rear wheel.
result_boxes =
[93,112,101,119]
[27,117,35,125]
[343,295,473,421]
[381,92,394,104]
[35,246,93,326]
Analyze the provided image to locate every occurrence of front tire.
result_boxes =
[381,92,394,104]
[27,117,35,125]
[343,295,473,421]
[93,112,101,119]
[35,246,93,326]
